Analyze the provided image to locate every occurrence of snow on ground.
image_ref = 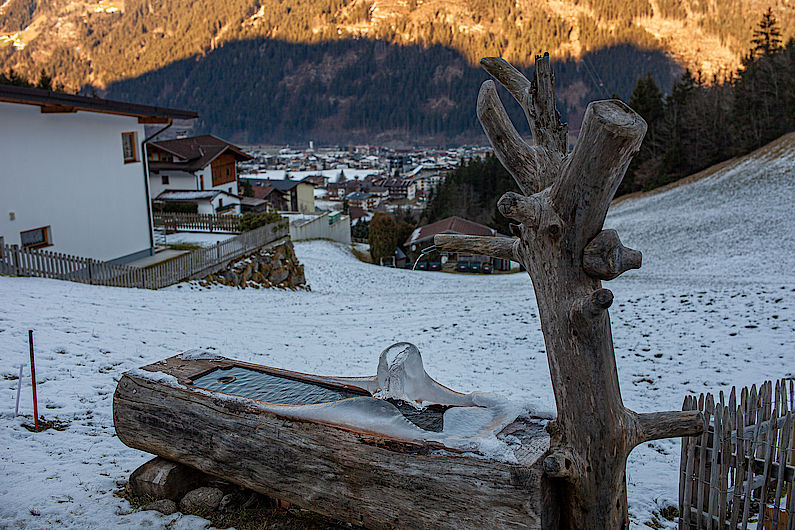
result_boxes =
[163,232,236,247]
[0,135,793,528]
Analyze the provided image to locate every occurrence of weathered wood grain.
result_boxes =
[114,356,557,529]
[433,234,518,262]
[477,53,703,528]
[582,229,642,280]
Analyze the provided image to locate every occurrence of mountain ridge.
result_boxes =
[1,0,791,143]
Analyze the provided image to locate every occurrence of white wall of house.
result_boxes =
[149,170,197,198]
[0,102,153,262]
[211,194,241,214]
[210,177,239,197]
[150,162,240,198]
[196,167,211,191]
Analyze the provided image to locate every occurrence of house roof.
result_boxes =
[405,216,508,246]
[252,185,276,200]
[154,189,239,201]
[0,84,198,123]
[149,135,253,171]
[263,179,313,192]
[345,191,372,201]
[239,196,267,207]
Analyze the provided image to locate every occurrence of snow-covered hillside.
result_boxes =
[0,135,793,529]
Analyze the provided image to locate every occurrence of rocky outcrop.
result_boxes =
[199,241,309,290]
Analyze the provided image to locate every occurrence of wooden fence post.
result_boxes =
[88,260,94,285]
[11,244,21,276]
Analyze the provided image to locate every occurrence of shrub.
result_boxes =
[368,212,398,264]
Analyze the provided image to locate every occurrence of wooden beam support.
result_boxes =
[40,104,76,114]
[433,234,518,262]
[138,116,172,124]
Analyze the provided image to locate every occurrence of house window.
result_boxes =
[162,175,170,185]
[20,226,52,249]
[121,132,138,163]
[218,198,223,208]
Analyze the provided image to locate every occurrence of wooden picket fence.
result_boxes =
[153,212,241,233]
[0,221,288,289]
[680,379,795,529]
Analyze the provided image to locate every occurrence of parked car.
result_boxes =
[482,263,493,274]
[456,261,470,272]
[470,262,482,273]
[428,262,441,271]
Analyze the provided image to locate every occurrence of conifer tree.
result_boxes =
[751,7,782,57]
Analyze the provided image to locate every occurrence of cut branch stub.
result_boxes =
[582,229,642,280]
[550,100,646,240]
[497,191,541,224]
[542,449,582,482]
[634,410,704,445]
[433,234,518,262]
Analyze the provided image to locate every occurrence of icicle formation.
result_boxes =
[374,342,475,408]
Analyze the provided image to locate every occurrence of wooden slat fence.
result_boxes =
[0,221,289,289]
[153,212,241,233]
[680,379,795,529]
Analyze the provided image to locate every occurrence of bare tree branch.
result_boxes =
[477,80,540,194]
[480,54,568,156]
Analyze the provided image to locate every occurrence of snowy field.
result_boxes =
[0,135,793,528]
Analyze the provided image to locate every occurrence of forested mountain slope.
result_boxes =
[1,0,791,143]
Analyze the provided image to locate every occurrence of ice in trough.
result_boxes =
[184,342,530,460]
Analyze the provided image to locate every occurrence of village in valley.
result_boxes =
[0,3,794,530]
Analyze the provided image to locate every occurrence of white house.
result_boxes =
[0,85,197,263]
[147,135,253,214]
[153,190,241,215]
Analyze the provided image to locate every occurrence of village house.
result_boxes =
[405,216,514,272]
[152,190,241,215]
[383,177,417,201]
[0,84,197,262]
[248,179,315,213]
[345,191,381,210]
[146,135,253,213]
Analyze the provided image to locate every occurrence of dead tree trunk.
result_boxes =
[434,54,703,528]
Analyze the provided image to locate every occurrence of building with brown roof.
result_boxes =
[147,135,253,213]
[405,216,514,272]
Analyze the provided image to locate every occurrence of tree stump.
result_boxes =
[434,53,703,528]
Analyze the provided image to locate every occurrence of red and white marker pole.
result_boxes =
[28,330,39,432]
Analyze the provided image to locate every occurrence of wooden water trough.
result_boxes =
[113,347,559,529]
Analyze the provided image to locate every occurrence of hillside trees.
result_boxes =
[368,213,398,264]
[620,9,794,194]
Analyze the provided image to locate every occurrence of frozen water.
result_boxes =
[375,342,473,407]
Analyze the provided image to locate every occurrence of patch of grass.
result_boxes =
[168,243,202,251]
[659,505,678,521]
[22,417,69,432]
[351,246,372,264]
